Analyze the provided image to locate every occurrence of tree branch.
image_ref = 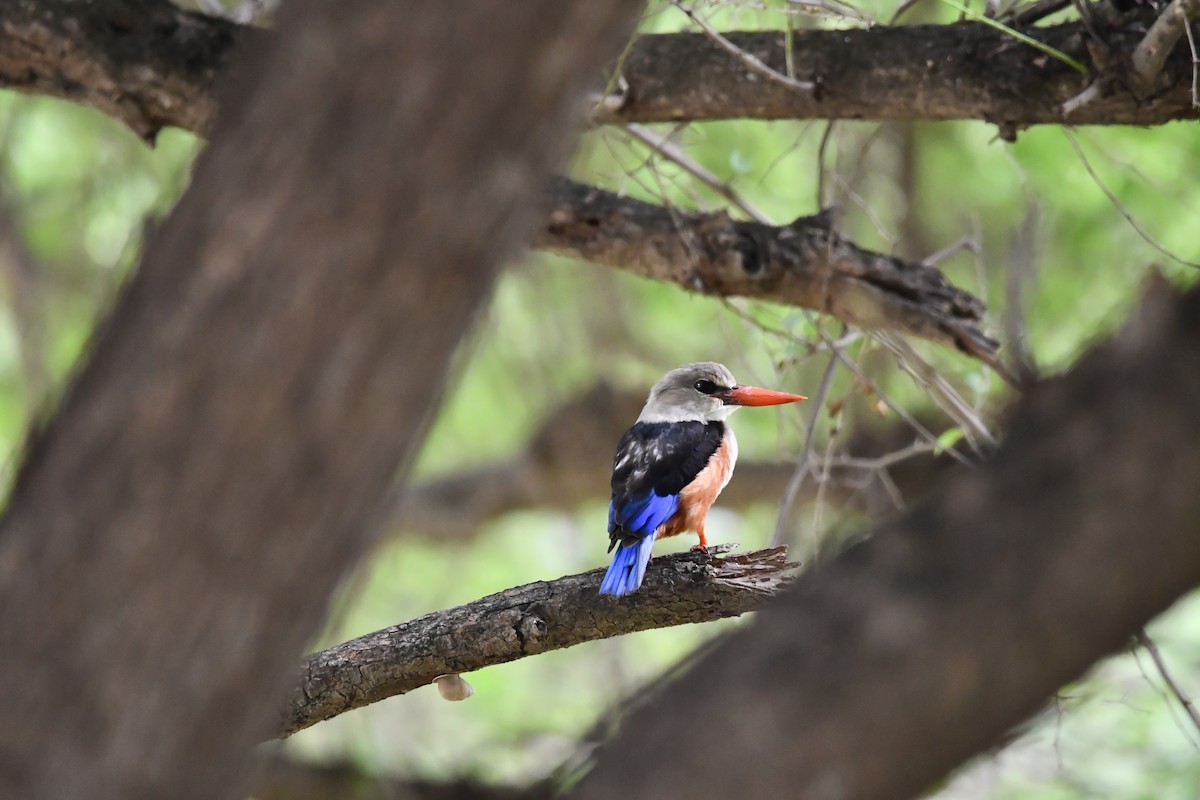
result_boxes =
[539,178,1004,371]
[0,0,240,141]
[277,546,795,738]
[598,14,1200,130]
[1132,0,1200,90]
[572,279,1200,800]
[1,1,1196,140]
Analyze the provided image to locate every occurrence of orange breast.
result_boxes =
[659,430,737,539]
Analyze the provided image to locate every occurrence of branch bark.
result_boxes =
[599,15,1199,129]
[0,0,642,798]
[3,1,1196,137]
[1131,0,1200,90]
[278,547,795,738]
[0,0,239,140]
[572,279,1200,800]
[539,178,1002,369]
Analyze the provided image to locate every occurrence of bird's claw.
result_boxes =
[690,543,709,553]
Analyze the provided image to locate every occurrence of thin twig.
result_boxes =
[816,121,836,208]
[672,2,816,91]
[828,343,974,468]
[922,236,980,268]
[877,333,998,450]
[624,123,772,223]
[1063,130,1200,269]
[1062,79,1103,116]
[773,347,841,546]
[1137,629,1200,740]
[1184,8,1200,107]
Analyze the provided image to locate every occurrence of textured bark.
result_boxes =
[599,13,1200,130]
[0,0,239,140]
[1,1,1195,135]
[573,281,1200,800]
[0,1,642,799]
[279,547,795,738]
[539,178,1002,369]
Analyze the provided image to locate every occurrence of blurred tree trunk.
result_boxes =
[0,1,640,799]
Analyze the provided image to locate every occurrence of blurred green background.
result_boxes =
[2,0,1199,795]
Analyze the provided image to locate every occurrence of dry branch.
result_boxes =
[599,15,1200,129]
[1132,0,1200,90]
[278,546,795,738]
[0,0,238,140]
[539,178,1002,369]
[573,280,1200,800]
[2,0,1197,139]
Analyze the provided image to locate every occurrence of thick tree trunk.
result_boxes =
[0,1,641,799]
[573,281,1200,800]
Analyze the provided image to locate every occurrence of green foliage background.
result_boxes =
[1,0,1198,794]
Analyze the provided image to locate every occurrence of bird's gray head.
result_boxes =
[636,362,806,423]
[637,362,738,423]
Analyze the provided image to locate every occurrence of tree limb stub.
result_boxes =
[278,546,795,738]
[2,1,1194,139]
[539,178,1002,369]
[572,280,1200,800]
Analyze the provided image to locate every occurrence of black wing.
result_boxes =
[607,421,724,546]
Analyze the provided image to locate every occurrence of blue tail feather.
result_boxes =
[599,533,657,597]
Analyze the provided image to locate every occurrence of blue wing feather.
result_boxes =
[600,421,724,596]
[601,492,679,596]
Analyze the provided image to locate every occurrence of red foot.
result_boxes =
[690,543,709,553]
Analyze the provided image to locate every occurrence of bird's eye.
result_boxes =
[694,379,719,395]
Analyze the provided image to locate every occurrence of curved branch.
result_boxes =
[0,0,240,140]
[1,1,1196,139]
[538,178,1003,370]
[278,546,795,738]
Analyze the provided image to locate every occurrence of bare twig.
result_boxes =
[878,333,999,448]
[1185,9,1200,107]
[773,347,841,546]
[1062,79,1103,116]
[278,546,797,737]
[1063,130,1200,269]
[671,2,816,92]
[1136,629,1200,739]
[623,124,772,223]
[1132,0,1200,88]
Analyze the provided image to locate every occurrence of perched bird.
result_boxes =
[599,362,805,597]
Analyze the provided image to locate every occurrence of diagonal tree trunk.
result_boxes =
[0,1,642,798]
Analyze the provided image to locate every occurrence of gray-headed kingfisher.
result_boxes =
[600,362,806,596]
